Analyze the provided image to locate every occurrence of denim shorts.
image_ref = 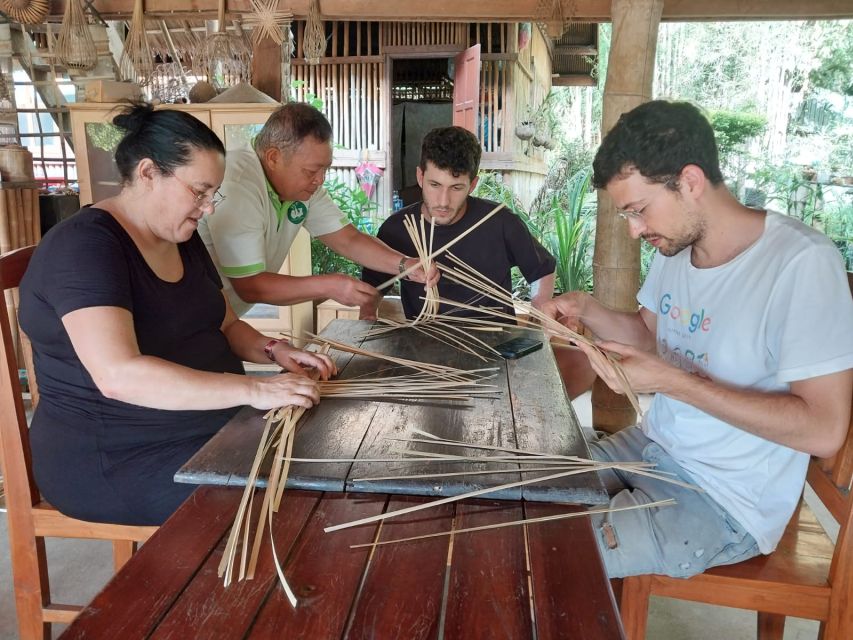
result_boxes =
[587,427,760,579]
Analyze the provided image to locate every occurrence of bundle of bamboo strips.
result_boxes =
[363,206,514,359]
[302,332,500,383]
[363,199,640,413]
[436,253,643,415]
[218,342,501,605]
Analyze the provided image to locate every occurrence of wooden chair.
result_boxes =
[619,273,853,640]
[0,246,157,639]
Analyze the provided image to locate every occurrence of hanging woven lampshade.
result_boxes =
[303,0,325,65]
[193,0,252,91]
[119,0,155,86]
[0,0,50,25]
[56,0,98,71]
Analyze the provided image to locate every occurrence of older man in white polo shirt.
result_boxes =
[200,103,434,317]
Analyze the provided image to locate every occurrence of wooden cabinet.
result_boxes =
[68,103,313,338]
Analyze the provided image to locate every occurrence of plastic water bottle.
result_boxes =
[392,190,403,211]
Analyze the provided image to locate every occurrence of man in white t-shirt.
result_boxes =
[543,100,853,578]
[199,103,435,317]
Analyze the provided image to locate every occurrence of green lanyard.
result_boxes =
[265,179,308,230]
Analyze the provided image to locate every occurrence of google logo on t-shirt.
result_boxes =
[659,293,712,333]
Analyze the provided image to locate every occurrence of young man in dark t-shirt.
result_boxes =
[360,126,555,320]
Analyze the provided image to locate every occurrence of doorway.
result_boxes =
[389,57,455,207]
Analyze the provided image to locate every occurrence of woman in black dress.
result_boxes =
[19,103,335,526]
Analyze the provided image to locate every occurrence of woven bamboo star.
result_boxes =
[243,0,293,46]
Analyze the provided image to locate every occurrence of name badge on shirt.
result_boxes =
[287,201,308,225]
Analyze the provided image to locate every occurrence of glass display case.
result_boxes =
[68,103,312,338]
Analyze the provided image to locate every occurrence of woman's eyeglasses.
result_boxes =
[172,175,226,210]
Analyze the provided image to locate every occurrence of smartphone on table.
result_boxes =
[494,335,543,359]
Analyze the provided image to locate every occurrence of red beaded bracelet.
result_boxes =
[263,338,281,362]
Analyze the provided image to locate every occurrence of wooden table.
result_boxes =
[61,320,624,639]
[176,320,608,505]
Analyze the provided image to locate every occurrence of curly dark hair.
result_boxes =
[592,100,724,190]
[419,126,482,181]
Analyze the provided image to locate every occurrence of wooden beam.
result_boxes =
[553,45,598,56]
[251,35,282,101]
[552,74,597,87]
[46,0,853,22]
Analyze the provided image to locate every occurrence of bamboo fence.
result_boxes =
[0,184,41,363]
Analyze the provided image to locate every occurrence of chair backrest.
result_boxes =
[0,245,39,513]
[808,272,853,626]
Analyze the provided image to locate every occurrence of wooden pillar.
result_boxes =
[591,0,663,432]
[251,35,283,101]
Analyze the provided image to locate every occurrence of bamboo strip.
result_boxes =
[374,203,505,290]
[304,333,497,380]
[349,499,677,549]
[279,455,579,465]
[397,435,585,463]
[343,62,350,149]
[245,412,297,580]
[491,61,499,151]
[324,464,622,533]
[400,430,691,485]
[219,412,275,585]
[351,465,582,483]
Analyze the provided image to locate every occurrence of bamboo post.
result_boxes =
[22,188,33,246]
[7,190,20,250]
[0,189,10,254]
[591,0,664,433]
[31,190,41,242]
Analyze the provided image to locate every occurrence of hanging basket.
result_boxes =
[56,0,98,71]
[515,122,535,141]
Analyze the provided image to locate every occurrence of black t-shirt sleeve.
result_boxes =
[45,217,134,318]
[361,222,393,289]
[361,213,416,289]
[503,211,556,283]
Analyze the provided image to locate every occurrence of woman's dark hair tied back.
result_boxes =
[112,101,225,184]
[112,101,156,136]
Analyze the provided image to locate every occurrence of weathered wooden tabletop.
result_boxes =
[176,319,608,505]
[61,485,625,640]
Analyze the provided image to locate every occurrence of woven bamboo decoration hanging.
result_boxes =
[56,0,98,71]
[119,0,155,86]
[0,0,49,25]
[303,0,325,65]
[194,0,252,91]
[243,0,293,46]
